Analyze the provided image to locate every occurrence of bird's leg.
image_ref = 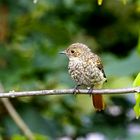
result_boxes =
[88,86,94,96]
[73,85,81,95]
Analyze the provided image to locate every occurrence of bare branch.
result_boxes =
[0,84,35,140]
[0,87,140,98]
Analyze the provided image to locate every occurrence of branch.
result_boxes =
[0,87,140,98]
[0,84,35,140]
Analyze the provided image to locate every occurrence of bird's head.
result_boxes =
[60,43,91,59]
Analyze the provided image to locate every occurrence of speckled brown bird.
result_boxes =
[60,43,107,111]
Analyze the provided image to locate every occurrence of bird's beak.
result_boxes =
[59,50,66,54]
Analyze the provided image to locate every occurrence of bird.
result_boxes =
[60,43,107,111]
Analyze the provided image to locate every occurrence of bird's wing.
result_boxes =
[90,53,107,80]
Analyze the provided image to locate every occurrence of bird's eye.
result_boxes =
[71,50,75,53]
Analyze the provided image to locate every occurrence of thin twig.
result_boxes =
[0,87,140,98]
[0,84,35,140]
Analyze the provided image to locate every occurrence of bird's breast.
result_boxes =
[68,59,85,85]
[68,59,106,87]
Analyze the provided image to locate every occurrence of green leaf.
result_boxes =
[133,73,140,87]
[11,134,26,140]
[35,134,49,140]
[122,0,127,5]
[133,72,140,119]
[97,0,103,5]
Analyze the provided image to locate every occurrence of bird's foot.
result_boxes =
[88,88,93,96]
[73,85,81,95]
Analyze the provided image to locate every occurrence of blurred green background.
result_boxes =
[0,0,140,140]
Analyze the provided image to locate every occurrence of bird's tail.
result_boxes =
[92,94,105,111]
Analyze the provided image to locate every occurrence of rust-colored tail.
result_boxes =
[92,94,105,111]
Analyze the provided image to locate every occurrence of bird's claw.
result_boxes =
[73,85,80,95]
[88,88,93,96]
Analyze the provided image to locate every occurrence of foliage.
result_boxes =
[133,73,140,119]
[97,0,103,5]
[0,0,140,139]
